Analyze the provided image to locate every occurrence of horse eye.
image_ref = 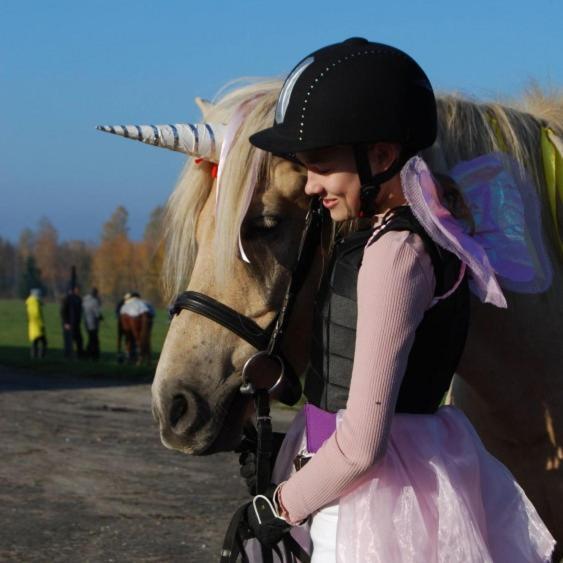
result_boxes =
[258,215,280,229]
[244,215,282,238]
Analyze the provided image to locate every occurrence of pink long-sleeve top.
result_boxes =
[279,225,436,524]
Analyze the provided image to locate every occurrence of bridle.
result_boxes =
[170,196,322,501]
[170,196,323,408]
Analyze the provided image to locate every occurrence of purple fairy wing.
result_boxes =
[402,157,507,307]
[450,153,552,294]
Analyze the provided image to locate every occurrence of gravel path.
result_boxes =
[0,366,295,562]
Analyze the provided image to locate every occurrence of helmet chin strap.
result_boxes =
[352,144,405,217]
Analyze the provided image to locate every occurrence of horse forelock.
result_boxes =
[213,90,280,283]
[162,80,283,300]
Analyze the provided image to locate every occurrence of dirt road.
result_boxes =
[0,366,294,562]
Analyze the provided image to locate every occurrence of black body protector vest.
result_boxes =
[304,207,470,414]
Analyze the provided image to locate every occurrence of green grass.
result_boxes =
[0,298,169,379]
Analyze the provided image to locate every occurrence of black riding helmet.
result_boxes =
[250,37,437,215]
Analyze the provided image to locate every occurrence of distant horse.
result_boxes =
[119,298,153,365]
[103,80,563,549]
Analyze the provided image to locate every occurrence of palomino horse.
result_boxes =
[143,81,562,548]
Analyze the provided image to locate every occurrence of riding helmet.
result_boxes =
[250,37,437,158]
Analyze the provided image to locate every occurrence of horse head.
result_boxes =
[145,82,321,455]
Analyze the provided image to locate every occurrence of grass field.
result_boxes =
[0,298,169,379]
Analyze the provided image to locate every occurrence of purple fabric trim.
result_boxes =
[304,404,337,453]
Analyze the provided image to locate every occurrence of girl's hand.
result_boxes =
[245,494,291,548]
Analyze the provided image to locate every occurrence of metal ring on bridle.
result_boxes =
[240,351,285,395]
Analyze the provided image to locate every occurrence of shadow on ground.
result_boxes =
[0,346,155,390]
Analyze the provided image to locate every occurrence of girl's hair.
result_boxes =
[432,172,475,234]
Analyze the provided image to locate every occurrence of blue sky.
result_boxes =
[1,0,561,242]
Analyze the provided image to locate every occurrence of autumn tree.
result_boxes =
[143,206,164,249]
[18,255,45,298]
[102,205,129,241]
[15,228,36,298]
[18,228,35,261]
[93,205,138,302]
[0,237,18,297]
[34,217,59,298]
[141,205,165,305]
[58,240,95,294]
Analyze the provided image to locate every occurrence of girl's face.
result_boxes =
[297,146,361,222]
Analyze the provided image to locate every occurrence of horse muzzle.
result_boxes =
[152,376,251,455]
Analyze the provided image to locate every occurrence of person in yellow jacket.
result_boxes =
[25,288,47,358]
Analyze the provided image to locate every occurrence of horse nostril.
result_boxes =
[169,394,188,428]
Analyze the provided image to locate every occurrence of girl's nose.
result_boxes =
[304,171,325,197]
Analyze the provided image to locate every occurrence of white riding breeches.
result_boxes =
[310,502,340,562]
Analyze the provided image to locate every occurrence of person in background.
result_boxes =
[25,288,47,358]
[61,285,84,358]
[82,287,103,360]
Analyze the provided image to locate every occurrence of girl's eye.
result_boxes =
[243,215,282,238]
[309,164,331,175]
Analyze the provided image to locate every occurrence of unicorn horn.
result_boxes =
[96,123,225,163]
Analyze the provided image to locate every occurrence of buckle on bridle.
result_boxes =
[240,351,285,396]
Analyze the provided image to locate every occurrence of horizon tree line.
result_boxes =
[0,205,165,307]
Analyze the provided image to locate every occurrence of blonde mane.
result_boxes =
[429,90,563,177]
[163,79,562,299]
[163,80,282,299]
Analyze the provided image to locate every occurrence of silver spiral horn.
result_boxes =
[96,123,225,163]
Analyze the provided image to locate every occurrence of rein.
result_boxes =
[171,198,322,562]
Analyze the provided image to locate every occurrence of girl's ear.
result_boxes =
[368,142,401,172]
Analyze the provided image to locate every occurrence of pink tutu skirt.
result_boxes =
[273,406,555,563]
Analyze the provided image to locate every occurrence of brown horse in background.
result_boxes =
[119,313,152,365]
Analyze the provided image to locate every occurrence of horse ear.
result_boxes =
[96,123,225,163]
[195,97,214,119]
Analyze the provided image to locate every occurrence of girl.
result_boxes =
[247,37,555,562]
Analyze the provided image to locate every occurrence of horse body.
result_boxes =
[151,82,563,545]
[428,95,563,545]
[454,287,563,542]
[120,312,152,365]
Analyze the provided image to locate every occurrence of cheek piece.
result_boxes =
[353,144,407,217]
